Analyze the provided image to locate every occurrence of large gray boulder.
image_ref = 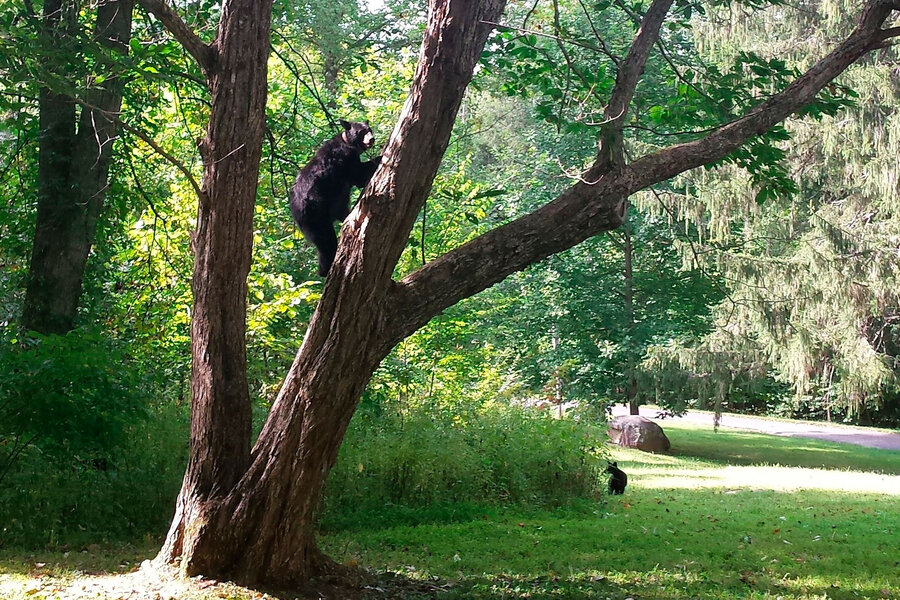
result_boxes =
[607,415,671,452]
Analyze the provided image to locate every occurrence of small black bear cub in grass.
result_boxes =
[606,461,627,495]
[290,120,381,276]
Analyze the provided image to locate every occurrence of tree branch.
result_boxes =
[388,0,900,345]
[136,0,214,76]
[875,25,900,45]
[117,117,206,201]
[329,0,507,285]
[624,0,900,192]
[598,0,674,170]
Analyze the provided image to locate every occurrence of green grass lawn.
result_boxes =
[2,420,899,599]
[320,421,900,599]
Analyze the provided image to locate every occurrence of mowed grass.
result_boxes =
[321,421,900,599]
[2,420,899,599]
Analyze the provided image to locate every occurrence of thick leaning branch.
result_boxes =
[624,0,900,191]
[325,0,507,285]
[137,0,214,76]
[389,0,900,343]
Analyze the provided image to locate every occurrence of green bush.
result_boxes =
[0,331,146,481]
[0,330,187,548]
[321,402,606,526]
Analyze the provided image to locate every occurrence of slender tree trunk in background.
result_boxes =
[551,323,564,417]
[22,0,134,334]
[623,216,640,415]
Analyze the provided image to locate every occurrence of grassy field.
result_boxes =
[2,420,899,599]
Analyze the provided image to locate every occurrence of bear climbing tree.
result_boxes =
[290,120,381,276]
[136,0,900,587]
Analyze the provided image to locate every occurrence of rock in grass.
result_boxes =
[607,415,671,452]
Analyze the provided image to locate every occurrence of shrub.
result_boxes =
[321,402,605,526]
[0,330,187,547]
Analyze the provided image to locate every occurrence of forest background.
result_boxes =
[0,0,898,551]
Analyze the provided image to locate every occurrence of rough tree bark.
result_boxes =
[22,0,134,334]
[141,0,899,587]
[136,0,272,575]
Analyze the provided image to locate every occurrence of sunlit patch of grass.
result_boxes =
[611,443,900,494]
[632,463,900,493]
[0,542,153,577]
[659,420,900,473]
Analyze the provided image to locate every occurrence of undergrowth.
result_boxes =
[320,402,607,530]
[3,419,900,599]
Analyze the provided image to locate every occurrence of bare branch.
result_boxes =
[522,0,541,29]
[482,20,610,54]
[575,0,620,66]
[270,30,336,127]
[117,117,205,201]
[876,25,900,44]
[137,0,214,76]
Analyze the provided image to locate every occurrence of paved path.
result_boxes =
[610,405,900,451]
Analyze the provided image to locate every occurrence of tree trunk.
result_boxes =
[155,0,506,585]
[22,0,134,334]
[551,323,563,417]
[154,0,272,570]
[623,215,640,415]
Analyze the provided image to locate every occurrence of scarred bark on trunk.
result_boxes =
[148,0,899,587]
[22,0,134,334]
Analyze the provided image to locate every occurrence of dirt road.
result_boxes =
[610,405,900,451]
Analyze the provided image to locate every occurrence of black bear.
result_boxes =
[289,119,381,276]
[606,461,627,495]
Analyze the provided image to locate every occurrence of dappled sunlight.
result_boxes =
[776,574,899,600]
[633,463,900,494]
[0,561,292,600]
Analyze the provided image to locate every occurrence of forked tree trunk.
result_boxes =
[149,0,899,587]
[23,0,134,334]
[156,0,506,585]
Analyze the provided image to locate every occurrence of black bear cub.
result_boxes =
[606,461,627,495]
[289,119,381,276]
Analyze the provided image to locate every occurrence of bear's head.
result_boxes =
[340,119,375,152]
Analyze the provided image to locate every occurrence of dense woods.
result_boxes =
[1,0,898,589]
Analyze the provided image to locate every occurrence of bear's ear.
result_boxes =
[612,462,617,467]
[339,119,351,130]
